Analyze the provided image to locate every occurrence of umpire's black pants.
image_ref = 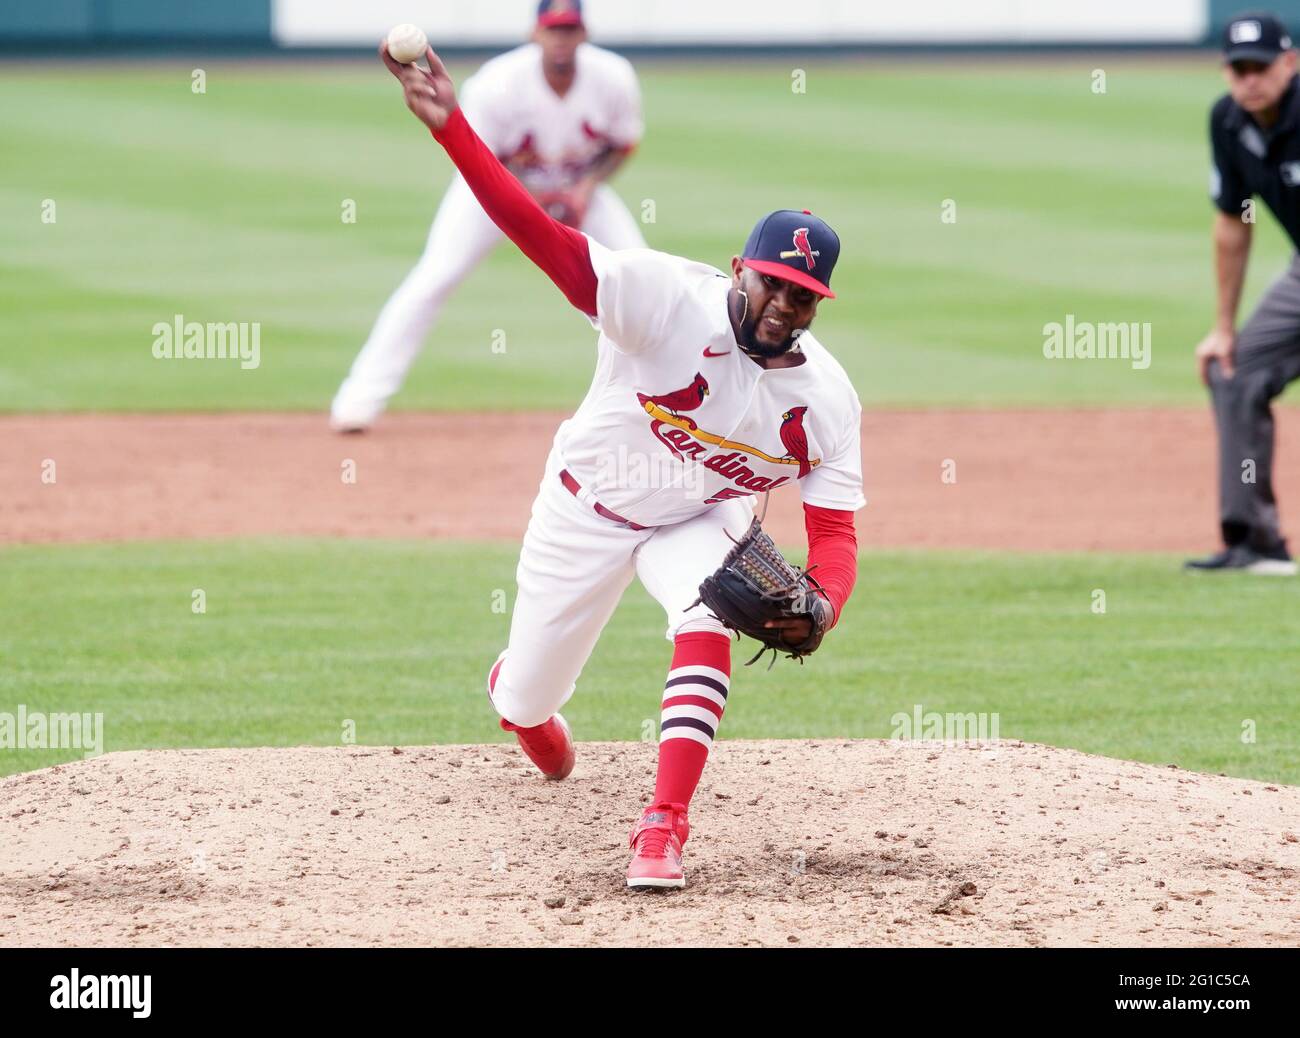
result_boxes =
[1209,253,1300,552]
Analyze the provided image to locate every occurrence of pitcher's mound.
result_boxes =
[2,740,1297,947]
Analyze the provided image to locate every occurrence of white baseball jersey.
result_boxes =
[550,240,867,528]
[459,42,643,193]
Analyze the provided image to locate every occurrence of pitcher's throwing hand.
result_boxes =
[380,40,457,131]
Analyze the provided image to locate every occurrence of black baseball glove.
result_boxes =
[690,517,834,668]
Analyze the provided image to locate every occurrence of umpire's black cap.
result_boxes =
[1223,10,1294,63]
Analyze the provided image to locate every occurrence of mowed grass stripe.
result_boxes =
[1,59,1294,411]
[0,540,1295,783]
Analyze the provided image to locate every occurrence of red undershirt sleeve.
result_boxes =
[803,503,858,631]
[430,106,598,316]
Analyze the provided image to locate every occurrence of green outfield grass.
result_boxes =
[1,539,1295,782]
[2,56,1295,412]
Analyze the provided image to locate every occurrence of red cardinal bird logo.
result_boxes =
[503,132,543,172]
[637,373,709,428]
[779,406,813,478]
[779,227,820,271]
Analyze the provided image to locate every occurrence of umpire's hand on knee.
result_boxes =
[1195,327,1236,385]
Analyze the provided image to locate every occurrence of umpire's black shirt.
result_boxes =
[1211,74,1300,249]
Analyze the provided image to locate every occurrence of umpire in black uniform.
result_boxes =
[1189,10,1300,574]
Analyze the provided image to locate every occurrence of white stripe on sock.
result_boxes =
[661,682,727,711]
[660,704,721,729]
[658,725,714,749]
[666,664,730,688]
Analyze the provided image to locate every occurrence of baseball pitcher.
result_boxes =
[381,37,864,889]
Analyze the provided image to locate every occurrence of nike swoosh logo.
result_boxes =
[702,347,731,357]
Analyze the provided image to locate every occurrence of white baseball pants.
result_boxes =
[488,448,753,729]
[332,175,647,424]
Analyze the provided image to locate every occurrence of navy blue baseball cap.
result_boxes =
[1223,11,1293,63]
[537,0,583,28]
[742,209,840,299]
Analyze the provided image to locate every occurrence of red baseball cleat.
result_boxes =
[627,802,690,889]
[486,650,576,780]
[499,714,576,780]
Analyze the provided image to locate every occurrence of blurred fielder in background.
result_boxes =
[1190,9,1300,575]
[331,0,646,432]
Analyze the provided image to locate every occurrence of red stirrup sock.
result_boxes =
[652,631,732,808]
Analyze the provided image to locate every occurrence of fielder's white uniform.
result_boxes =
[333,42,648,426]
[492,240,866,728]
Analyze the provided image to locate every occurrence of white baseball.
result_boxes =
[386,23,428,65]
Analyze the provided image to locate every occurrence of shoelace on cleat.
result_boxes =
[635,824,675,860]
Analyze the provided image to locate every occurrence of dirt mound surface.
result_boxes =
[2,740,1296,947]
[6,409,1298,550]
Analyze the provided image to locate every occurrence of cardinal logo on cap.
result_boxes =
[780,227,820,271]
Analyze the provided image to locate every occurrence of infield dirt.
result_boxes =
[5,407,1298,549]
[1,739,1297,947]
